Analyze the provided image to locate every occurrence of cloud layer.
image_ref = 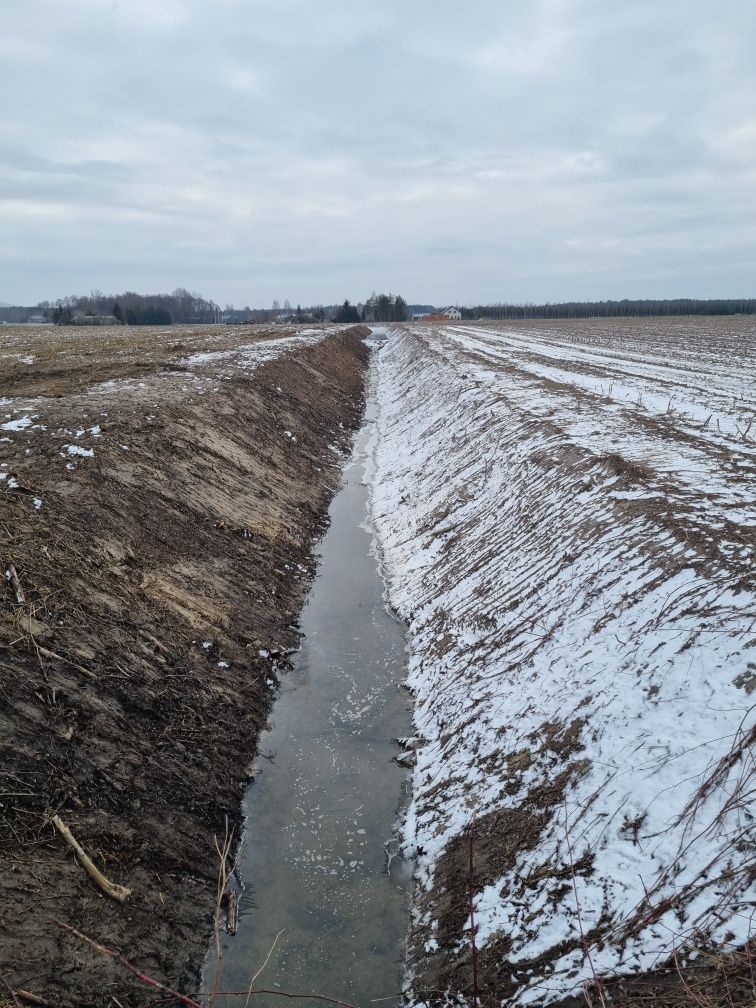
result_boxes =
[2,0,754,305]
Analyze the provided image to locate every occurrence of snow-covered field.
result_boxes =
[368,318,755,1005]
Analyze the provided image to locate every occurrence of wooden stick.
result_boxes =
[137,629,169,655]
[226,891,238,936]
[36,647,97,680]
[51,816,131,902]
[6,565,25,605]
[16,992,53,1007]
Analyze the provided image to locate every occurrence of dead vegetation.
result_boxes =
[565,940,756,1008]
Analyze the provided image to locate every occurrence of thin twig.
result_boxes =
[209,819,235,1005]
[564,802,606,1007]
[0,973,23,1008]
[244,928,286,1008]
[56,923,203,1008]
[205,992,357,1008]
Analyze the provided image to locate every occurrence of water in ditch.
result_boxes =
[206,383,412,1007]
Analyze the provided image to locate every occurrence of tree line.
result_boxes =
[460,298,756,320]
[362,293,408,322]
[15,292,752,328]
[30,289,410,326]
[333,293,408,323]
[45,288,222,325]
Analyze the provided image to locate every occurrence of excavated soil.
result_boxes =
[0,324,370,1006]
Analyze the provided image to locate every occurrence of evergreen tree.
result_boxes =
[334,299,361,323]
[52,303,73,325]
[375,293,392,321]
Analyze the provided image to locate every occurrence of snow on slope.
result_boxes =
[180,329,329,370]
[368,321,755,1005]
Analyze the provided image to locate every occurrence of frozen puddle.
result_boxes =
[205,390,411,1006]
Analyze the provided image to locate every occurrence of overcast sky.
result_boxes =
[2,0,755,307]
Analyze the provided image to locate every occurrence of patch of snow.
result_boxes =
[65,445,94,458]
[181,330,329,373]
[1,416,34,431]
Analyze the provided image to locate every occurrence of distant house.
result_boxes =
[26,313,48,324]
[72,314,119,326]
[412,307,462,322]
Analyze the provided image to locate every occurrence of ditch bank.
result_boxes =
[370,325,755,1008]
[0,326,370,1006]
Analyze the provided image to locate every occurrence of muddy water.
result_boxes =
[207,393,411,1007]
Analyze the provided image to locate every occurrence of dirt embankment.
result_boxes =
[0,325,370,1006]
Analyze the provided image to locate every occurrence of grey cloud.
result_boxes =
[1,0,755,305]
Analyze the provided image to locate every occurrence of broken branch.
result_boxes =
[226,890,238,936]
[36,646,96,680]
[57,923,202,1008]
[16,992,52,1007]
[51,816,131,902]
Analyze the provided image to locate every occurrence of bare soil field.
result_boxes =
[370,316,755,1007]
[0,323,369,1006]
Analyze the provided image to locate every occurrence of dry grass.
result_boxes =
[584,940,756,1008]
